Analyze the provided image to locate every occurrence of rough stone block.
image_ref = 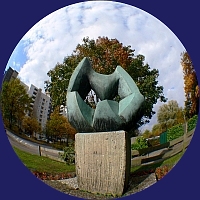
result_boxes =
[75,130,131,196]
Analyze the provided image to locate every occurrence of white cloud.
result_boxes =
[9,1,186,131]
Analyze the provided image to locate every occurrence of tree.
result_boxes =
[176,107,186,125]
[126,55,167,125]
[45,36,167,128]
[157,100,183,131]
[152,124,162,136]
[142,129,153,138]
[45,107,76,145]
[22,115,42,137]
[181,51,199,118]
[0,78,32,130]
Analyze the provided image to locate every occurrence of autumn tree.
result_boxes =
[0,78,32,130]
[157,100,183,131]
[45,36,167,128]
[181,51,199,118]
[22,115,42,137]
[142,129,153,138]
[176,107,186,124]
[45,107,76,145]
[151,123,163,136]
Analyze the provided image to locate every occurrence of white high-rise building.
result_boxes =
[3,67,53,131]
[59,105,67,117]
[28,84,52,129]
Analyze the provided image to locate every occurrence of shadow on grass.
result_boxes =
[131,159,164,174]
[128,160,164,189]
[122,162,165,196]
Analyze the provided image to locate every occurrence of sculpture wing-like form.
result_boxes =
[67,57,144,133]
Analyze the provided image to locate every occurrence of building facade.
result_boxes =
[28,84,52,129]
[2,67,18,83]
[3,67,54,130]
[59,105,67,117]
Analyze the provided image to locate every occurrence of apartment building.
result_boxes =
[2,67,18,83]
[28,84,52,129]
[2,67,29,92]
[3,67,55,130]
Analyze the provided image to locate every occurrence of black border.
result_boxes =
[0,1,199,200]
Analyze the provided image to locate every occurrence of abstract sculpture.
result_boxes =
[66,57,145,196]
[66,57,144,133]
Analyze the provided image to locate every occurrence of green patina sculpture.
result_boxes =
[66,57,144,133]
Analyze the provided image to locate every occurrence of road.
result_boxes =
[6,130,61,160]
[7,131,40,155]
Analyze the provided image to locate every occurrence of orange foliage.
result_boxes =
[75,36,134,74]
[46,107,76,138]
[181,52,199,118]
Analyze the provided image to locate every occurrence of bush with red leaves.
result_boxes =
[32,171,76,180]
[130,169,155,177]
[155,165,173,181]
[32,165,173,181]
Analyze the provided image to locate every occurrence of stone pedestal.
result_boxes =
[75,130,131,196]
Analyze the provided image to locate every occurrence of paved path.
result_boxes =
[8,132,39,155]
[6,130,62,160]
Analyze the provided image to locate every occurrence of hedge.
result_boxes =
[187,115,198,132]
[167,115,198,142]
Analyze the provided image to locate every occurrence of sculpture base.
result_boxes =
[75,130,131,197]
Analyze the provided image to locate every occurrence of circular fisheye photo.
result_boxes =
[1,1,199,199]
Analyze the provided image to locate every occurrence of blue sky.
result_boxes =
[5,1,186,131]
[6,41,28,72]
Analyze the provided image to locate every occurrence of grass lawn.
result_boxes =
[131,151,184,173]
[14,146,183,178]
[13,147,75,175]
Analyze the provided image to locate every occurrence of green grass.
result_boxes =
[13,147,75,174]
[162,151,183,165]
[131,151,184,173]
[14,146,183,176]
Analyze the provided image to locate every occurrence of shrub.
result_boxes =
[166,115,198,142]
[155,165,173,181]
[131,136,148,150]
[187,115,198,131]
[59,144,75,165]
[167,124,184,142]
[32,171,76,180]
